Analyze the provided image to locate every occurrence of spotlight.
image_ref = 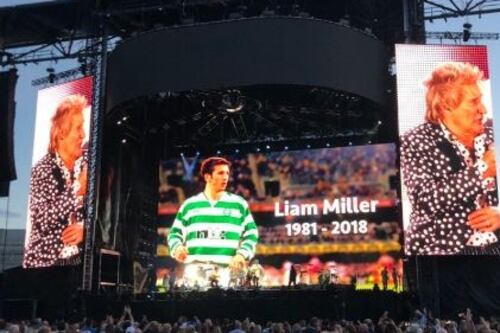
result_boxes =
[222,90,245,113]
[47,67,55,83]
[180,152,184,157]
[117,120,122,125]
[235,149,240,153]
[79,63,87,76]
[0,51,13,64]
[349,142,353,146]
[216,150,221,155]
[122,116,128,121]
[284,146,288,150]
[121,138,127,144]
[306,144,311,149]
[256,148,261,152]
[326,143,330,147]
[266,145,270,150]
[463,22,472,42]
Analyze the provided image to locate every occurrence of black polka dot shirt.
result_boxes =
[400,122,499,255]
[23,153,83,268]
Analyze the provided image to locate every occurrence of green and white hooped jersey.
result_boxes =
[167,192,259,265]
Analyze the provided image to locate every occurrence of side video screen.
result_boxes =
[23,76,93,268]
[396,44,499,256]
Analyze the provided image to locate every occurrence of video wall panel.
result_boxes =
[157,144,402,290]
[396,44,499,255]
[23,76,93,268]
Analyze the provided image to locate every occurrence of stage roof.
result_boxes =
[1,0,406,50]
[0,1,95,49]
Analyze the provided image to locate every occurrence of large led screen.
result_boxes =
[23,76,93,268]
[157,144,402,290]
[396,45,499,256]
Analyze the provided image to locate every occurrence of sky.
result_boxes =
[0,1,500,231]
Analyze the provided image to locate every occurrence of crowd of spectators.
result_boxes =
[159,144,397,205]
[1,307,499,333]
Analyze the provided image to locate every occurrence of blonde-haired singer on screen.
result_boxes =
[23,95,88,268]
[401,62,500,255]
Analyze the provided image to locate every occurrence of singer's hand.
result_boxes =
[78,165,88,196]
[483,149,496,179]
[62,223,84,245]
[468,207,500,232]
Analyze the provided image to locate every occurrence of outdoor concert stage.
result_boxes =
[4,0,500,321]
[1,280,414,322]
[2,7,413,321]
[89,288,413,322]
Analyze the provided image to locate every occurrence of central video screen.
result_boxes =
[157,143,402,290]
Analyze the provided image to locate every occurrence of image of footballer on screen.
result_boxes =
[23,94,90,268]
[400,61,499,255]
[158,145,402,290]
[167,157,259,288]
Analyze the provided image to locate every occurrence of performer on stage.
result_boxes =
[381,266,389,291]
[318,268,330,289]
[288,264,298,287]
[23,95,88,268]
[392,267,399,292]
[209,265,220,288]
[401,62,500,255]
[248,259,264,287]
[167,157,259,287]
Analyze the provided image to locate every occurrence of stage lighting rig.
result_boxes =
[425,30,499,42]
[0,51,13,66]
[463,22,472,42]
[424,0,500,21]
[46,67,56,84]
[221,90,245,113]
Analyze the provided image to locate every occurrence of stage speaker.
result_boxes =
[0,69,18,187]
[0,181,9,197]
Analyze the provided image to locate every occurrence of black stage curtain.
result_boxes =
[0,69,18,196]
[415,256,500,317]
[2,265,82,320]
[438,256,500,316]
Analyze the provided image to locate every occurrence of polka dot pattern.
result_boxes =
[23,153,84,268]
[401,122,499,255]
